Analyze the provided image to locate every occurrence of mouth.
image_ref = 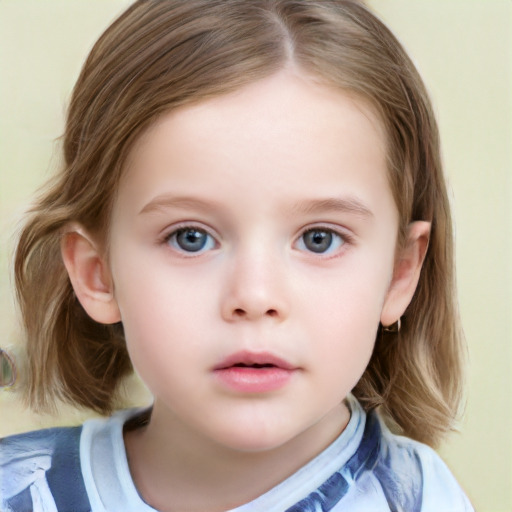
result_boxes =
[212,351,298,393]
[213,351,296,371]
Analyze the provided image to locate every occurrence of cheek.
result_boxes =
[301,255,392,325]
[297,254,392,368]
[308,293,381,398]
[112,249,196,318]
[111,260,217,365]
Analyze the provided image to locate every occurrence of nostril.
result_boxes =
[229,307,280,319]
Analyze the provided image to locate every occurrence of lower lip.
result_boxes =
[214,367,294,393]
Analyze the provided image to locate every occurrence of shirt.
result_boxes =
[0,395,473,511]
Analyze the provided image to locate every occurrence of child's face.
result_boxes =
[107,71,399,451]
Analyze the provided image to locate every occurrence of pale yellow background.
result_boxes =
[1,1,511,510]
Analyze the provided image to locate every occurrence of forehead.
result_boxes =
[117,70,392,218]
[136,70,385,149]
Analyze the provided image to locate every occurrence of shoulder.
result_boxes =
[0,410,139,512]
[0,424,83,485]
[372,414,474,512]
[268,400,473,512]
[1,424,90,512]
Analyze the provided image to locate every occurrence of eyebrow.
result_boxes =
[139,194,374,219]
[291,197,374,219]
[139,195,221,215]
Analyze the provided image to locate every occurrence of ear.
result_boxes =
[380,221,431,327]
[61,225,121,324]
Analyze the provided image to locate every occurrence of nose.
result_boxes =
[220,246,289,323]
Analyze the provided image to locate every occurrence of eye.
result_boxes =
[296,228,345,254]
[165,226,216,253]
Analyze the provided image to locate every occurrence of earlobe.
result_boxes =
[380,221,431,327]
[60,226,121,325]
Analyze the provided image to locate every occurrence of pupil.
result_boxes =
[177,229,207,252]
[304,230,332,253]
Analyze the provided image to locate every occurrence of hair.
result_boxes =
[15,0,465,447]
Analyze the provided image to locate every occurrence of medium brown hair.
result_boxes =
[15,0,465,447]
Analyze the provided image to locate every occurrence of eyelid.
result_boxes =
[297,222,353,240]
[160,220,219,238]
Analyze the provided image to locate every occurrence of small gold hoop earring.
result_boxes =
[0,349,17,388]
[382,318,401,333]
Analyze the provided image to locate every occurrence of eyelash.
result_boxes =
[161,223,352,257]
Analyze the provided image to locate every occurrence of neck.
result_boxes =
[124,401,350,512]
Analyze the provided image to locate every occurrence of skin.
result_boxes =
[62,69,430,511]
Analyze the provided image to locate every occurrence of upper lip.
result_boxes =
[213,350,297,371]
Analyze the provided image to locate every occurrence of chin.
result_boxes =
[211,423,303,454]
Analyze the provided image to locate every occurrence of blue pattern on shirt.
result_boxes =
[285,412,422,512]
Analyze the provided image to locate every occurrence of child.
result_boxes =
[1,0,473,510]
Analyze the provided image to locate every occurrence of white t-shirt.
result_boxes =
[0,396,473,512]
